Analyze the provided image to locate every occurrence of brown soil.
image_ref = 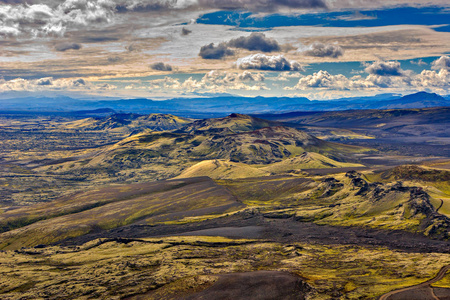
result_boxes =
[132,271,311,300]
[183,271,310,300]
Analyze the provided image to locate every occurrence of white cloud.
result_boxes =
[235,54,303,71]
[364,61,405,76]
[431,56,450,71]
[145,71,268,93]
[0,0,116,38]
[288,66,450,92]
[0,77,116,92]
[289,71,375,90]
[413,68,450,89]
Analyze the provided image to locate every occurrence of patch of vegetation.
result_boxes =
[0,237,449,299]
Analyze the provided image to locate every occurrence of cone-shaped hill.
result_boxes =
[40,114,370,182]
[179,113,281,134]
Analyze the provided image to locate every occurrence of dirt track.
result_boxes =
[379,265,450,300]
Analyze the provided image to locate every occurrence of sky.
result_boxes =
[0,0,449,100]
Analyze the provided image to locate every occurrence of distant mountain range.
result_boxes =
[0,91,448,117]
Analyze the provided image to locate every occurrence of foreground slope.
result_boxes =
[0,177,243,249]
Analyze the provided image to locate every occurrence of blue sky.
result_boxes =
[0,1,449,100]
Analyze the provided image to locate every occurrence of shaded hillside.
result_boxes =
[257,107,450,130]
[381,165,450,182]
[257,107,450,156]
[0,177,243,249]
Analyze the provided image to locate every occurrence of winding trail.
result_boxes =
[436,199,444,213]
[379,265,450,300]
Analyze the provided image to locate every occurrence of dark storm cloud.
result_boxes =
[181,27,192,36]
[365,61,404,76]
[199,43,235,59]
[227,33,280,52]
[302,42,344,58]
[150,62,173,71]
[55,42,82,51]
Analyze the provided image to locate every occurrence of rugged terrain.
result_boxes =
[0,110,449,299]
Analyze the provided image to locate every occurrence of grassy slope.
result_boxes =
[221,171,449,237]
[176,153,363,180]
[0,177,243,250]
[367,165,450,218]
[261,152,363,173]
[176,159,270,180]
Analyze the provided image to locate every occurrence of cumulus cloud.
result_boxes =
[55,42,82,51]
[431,56,450,71]
[300,42,344,58]
[146,71,267,93]
[365,61,404,76]
[235,54,303,71]
[199,43,234,59]
[290,71,374,90]
[0,0,116,38]
[413,69,450,89]
[289,64,449,92]
[0,76,116,93]
[227,33,280,52]
[203,70,265,84]
[36,77,53,86]
[150,62,173,71]
[0,0,328,39]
